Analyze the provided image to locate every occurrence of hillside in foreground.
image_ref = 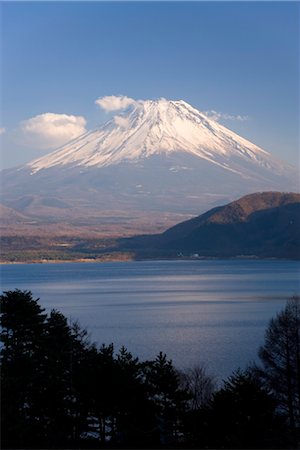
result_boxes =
[119,192,300,259]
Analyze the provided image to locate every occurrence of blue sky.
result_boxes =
[1,1,299,168]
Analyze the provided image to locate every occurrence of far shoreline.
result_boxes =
[1,256,299,265]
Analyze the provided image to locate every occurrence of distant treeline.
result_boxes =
[1,290,299,449]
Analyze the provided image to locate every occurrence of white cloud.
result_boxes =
[95,95,138,112]
[0,127,6,135]
[114,115,130,128]
[204,110,249,122]
[20,113,87,149]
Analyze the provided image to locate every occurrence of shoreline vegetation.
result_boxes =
[0,254,297,265]
[1,290,299,448]
[0,253,135,265]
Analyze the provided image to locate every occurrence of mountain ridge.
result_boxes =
[119,192,300,259]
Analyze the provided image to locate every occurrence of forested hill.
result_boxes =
[120,192,300,259]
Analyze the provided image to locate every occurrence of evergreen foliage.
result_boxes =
[0,290,297,448]
[258,295,300,447]
[205,370,284,448]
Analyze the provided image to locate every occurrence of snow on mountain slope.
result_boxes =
[2,97,298,229]
[27,98,288,180]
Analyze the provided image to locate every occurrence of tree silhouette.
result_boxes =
[41,310,76,446]
[180,364,216,410]
[113,347,156,445]
[0,290,47,448]
[206,370,283,448]
[0,291,94,448]
[259,295,300,446]
[144,352,189,445]
[1,289,294,448]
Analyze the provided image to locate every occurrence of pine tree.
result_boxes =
[259,295,300,446]
[113,347,157,445]
[206,370,283,448]
[40,310,75,446]
[0,290,47,448]
[144,352,189,445]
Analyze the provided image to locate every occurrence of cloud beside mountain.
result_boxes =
[19,113,87,149]
[204,110,249,122]
[95,95,139,112]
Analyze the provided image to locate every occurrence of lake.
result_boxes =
[1,259,299,380]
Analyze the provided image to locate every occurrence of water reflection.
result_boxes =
[1,259,299,378]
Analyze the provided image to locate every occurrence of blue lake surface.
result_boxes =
[1,259,299,379]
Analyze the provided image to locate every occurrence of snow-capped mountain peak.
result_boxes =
[27,98,276,175]
[3,97,298,230]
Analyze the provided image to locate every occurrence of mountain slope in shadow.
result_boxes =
[119,192,300,259]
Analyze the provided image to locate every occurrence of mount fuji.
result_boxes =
[2,98,298,233]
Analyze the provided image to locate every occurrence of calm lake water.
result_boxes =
[1,259,299,379]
